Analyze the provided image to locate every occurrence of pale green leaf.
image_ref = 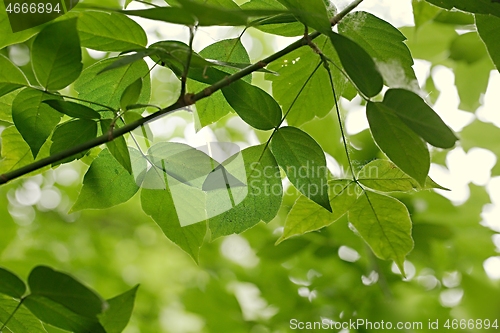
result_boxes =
[77,11,147,52]
[454,56,493,112]
[100,120,133,174]
[412,0,441,29]
[381,89,457,148]
[0,295,47,333]
[221,80,282,130]
[74,57,151,111]
[329,32,383,98]
[141,168,207,262]
[71,148,141,211]
[449,31,488,64]
[12,88,62,158]
[0,54,28,98]
[339,11,418,91]
[476,13,500,72]
[366,101,430,185]
[278,179,358,243]
[0,267,26,298]
[209,144,282,238]
[98,285,138,333]
[348,191,414,275]
[0,90,20,124]
[270,126,331,211]
[399,23,457,62]
[43,100,101,119]
[31,18,82,90]
[50,119,98,165]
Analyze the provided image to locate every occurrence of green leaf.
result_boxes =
[74,57,151,111]
[426,0,500,18]
[348,191,414,276]
[366,101,430,185]
[338,11,418,91]
[43,100,101,119]
[140,168,207,262]
[118,7,196,26]
[460,120,500,176]
[0,90,19,124]
[476,13,500,71]
[449,31,488,64]
[98,285,138,333]
[329,32,383,98]
[28,266,105,318]
[31,18,82,90]
[277,179,358,243]
[0,267,26,298]
[208,144,282,238]
[358,159,448,192]
[221,80,282,130]
[454,56,493,112]
[276,0,331,34]
[50,119,98,165]
[12,88,63,158]
[270,126,331,211]
[380,89,457,148]
[266,35,349,126]
[0,54,28,98]
[23,295,105,333]
[77,11,147,52]
[0,126,51,175]
[242,0,303,37]
[71,148,142,211]
[100,120,133,174]
[412,0,441,29]
[0,295,47,333]
[189,38,250,129]
[120,78,142,111]
[0,0,43,49]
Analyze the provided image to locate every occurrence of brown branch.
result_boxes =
[0,0,365,185]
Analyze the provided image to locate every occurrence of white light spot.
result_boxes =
[391,261,416,280]
[38,188,62,210]
[338,245,360,262]
[220,235,259,268]
[442,271,461,288]
[15,181,41,206]
[439,288,464,307]
[362,271,379,286]
[483,256,500,280]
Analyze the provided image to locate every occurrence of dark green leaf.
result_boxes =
[276,0,331,34]
[209,144,282,238]
[141,168,207,262]
[98,49,157,74]
[0,267,26,298]
[381,89,457,148]
[0,54,28,98]
[242,0,303,37]
[426,0,500,18]
[339,11,418,91]
[270,126,331,211]
[12,88,63,158]
[0,1,42,49]
[329,32,383,98]
[98,285,138,333]
[120,78,142,111]
[366,101,430,185]
[348,191,414,276]
[277,179,358,243]
[50,119,98,165]
[71,148,142,211]
[77,11,147,52]
[23,295,105,333]
[222,80,282,130]
[28,266,105,318]
[31,18,82,90]
[74,57,151,111]
[118,7,196,26]
[476,13,500,71]
[43,100,101,119]
[0,295,47,333]
[100,120,133,174]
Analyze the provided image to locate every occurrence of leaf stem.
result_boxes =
[0,0,366,185]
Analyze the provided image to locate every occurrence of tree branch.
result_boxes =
[0,0,365,185]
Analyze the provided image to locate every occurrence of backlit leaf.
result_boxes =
[31,18,82,90]
[50,119,98,165]
[348,191,414,275]
[77,11,147,52]
[0,54,28,98]
[100,120,133,174]
[12,88,62,158]
[276,0,331,34]
[476,13,500,71]
[120,78,143,112]
[271,126,331,211]
[98,285,138,333]
[71,148,142,211]
[0,295,47,333]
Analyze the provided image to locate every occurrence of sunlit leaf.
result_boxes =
[31,18,82,90]
[278,179,358,243]
[77,11,147,52]
[50,119,98,165]
[71,148,141,211]
[0,295,47,333]
[271,126,331,211]
[0,54,28,98]
[98,285,139,333]
[348,191,414,275]
[276,0,331,34]
[12,88,62,158]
